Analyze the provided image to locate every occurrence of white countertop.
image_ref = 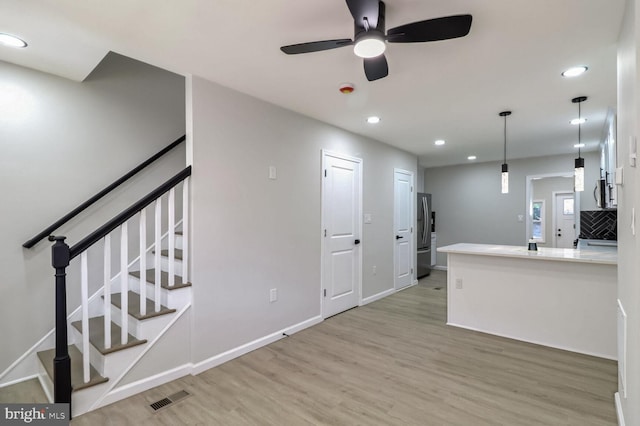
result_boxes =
[438,243,617,265]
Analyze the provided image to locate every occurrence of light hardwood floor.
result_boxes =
[4,270,618,425]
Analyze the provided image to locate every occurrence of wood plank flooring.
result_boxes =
[5,270,618,425]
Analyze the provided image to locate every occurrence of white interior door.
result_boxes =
[322,151,362,318]
[554,192,576,248]
[394,169,413,289]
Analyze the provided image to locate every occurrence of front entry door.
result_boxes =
[321,151,362,318]
[394,169,413,289]
[555,192,576,248]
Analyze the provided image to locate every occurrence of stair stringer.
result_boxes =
[84,303,192,413]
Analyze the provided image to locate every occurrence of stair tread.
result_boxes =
[153,248,183,260]
[130,269,192,290]
[71,317,147,355]
[106,291,176,320]
[37,345,108,392]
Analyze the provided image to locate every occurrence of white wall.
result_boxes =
[187,75,417,363]
[616,0,640,422]
[423,152,599,266]
[0,53,185,373]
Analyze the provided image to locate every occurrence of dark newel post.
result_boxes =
[49,235,72,413]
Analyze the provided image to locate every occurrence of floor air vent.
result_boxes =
[150,390,191,412]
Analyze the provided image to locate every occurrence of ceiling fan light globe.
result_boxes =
[354,37,386,58]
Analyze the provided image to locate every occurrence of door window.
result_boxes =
[532,200,545,242]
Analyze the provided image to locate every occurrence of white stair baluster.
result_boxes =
[154,198,162,312]
[103,235,111,350]
[168,188,175,288]
[120,222,128,345]
[139,209,147,316]
[182,177,189,285]
[80,251,90,383]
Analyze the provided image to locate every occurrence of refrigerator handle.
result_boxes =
[422,197,428,245]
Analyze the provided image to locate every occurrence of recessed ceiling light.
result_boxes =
[467,155,477,160]
[574,143,585,148]
[434,139,446,146]
[570,118,587,125]
[366,116,381,124]
[0,33,27,48]
[562,66,588,77]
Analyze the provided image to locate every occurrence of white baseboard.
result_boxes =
[446,322,617,361]
[397,282,417,291]
[433,265,447,271]
[360,288,395,306]
[96,364,193,410]
[615,392,625,426]
[191,315,322,376]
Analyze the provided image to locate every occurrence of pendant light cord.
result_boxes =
[578,101,582,159]
[503,114,507,164]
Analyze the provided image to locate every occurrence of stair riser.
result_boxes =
[175,234,184,250]
[134,254,184,276]
[71,326,146,378]
[160,256,183,276]
[37,362,54,403]
[127,276,191,309]
[128,252,183,277]
[108,304,173,338]
[156,234,184,251]
[70,381,110,418]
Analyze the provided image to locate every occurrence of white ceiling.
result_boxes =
[0,0,625,168]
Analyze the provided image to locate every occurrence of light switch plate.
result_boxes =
[616,167,624,185]
[364,214,372,224]
[269,166,277,180]
[630,136,637,167]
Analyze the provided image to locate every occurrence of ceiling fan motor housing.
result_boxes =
[354,1,386,38]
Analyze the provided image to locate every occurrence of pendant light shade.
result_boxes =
[499,111,512,194]
[572,96,587,192]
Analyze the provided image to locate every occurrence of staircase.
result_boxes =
[32,168,192,417]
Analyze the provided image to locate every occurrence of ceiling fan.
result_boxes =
[280,0,472,81]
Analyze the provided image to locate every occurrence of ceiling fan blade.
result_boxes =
[364,54,388,81]
[280,39,353,55]
[345,0,379,29]
[387,14,472,43]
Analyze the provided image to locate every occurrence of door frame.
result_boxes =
[525,172,581,243]
[320,149,363,318]
[552,191,576,248]
[393,168,415,290]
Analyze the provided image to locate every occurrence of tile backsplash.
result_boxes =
[580,210,617,240]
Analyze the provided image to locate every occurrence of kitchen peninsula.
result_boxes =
[438,243,617,359]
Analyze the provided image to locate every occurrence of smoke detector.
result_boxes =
[339,83,355,94]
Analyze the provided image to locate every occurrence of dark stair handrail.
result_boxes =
[69,166,191,259]
[23,135,186,249]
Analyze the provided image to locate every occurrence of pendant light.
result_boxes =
[572,96,587,192]
[499,111,512,194]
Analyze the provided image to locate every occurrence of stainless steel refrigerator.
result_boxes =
[417,192,432,278]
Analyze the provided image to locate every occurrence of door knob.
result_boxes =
[396,235,403,240]
[354,239,361,245]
